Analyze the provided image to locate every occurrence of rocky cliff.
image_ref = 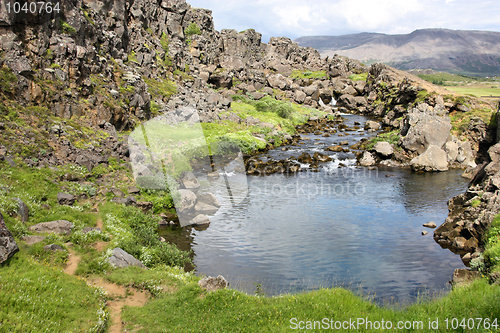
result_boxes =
[0,0,369,169]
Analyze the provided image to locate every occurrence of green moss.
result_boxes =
[291,70,327,79]
[143,77,177,100]
[81,7,95,25]
[59,20,77,35]
[348,72,368,81]
[0,66,17,94]
[127,50,138,63]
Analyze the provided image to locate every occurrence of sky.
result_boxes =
[187,0,500,42]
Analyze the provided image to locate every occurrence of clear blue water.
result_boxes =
[178,114,469,303]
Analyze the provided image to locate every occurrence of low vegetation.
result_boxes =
[290,70,328,80]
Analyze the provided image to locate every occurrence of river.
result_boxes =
[162,113,469,304]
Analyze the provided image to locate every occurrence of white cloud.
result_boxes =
[187,0,500,41]
[335,0,422,32]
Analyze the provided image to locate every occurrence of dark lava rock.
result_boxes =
[57,192,76,206]
[0,212,19,263]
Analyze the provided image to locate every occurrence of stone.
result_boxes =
[194,202,219,215]
[294,90,306,103]
[128,186,141,194]
[359,151,376,167]
[112,196,137,206]
[364,120,381,131]
[421,231,428,235]
[82,227,101,234]
[136,201,153,212]
[14,198,29,223]
[28,220,73,235]
[312,152,332,162]
[197,192,221,208]
[180,171,200,190]
[111,188,125,197]
[451,269,481,288]
[176,189,197,214]
[57,192,76,206]
[444,141,459,162]
[326,145,343,152]
[298,152,313,164]
[44,244,64,252]
[0,212,19,263]
[400,112,451,154]
[22,235,46,245]
[108,248,146,268]
[410,145,449,172]
[182,214,210,227]
[423,221,437,228]
[373,141,394,158]
[198,275,228,292]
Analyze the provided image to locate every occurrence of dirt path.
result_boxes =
[87,278,149,333]
[64,216,150,332]
[64,248,81,275]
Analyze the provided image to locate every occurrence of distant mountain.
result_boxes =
[295,29,500,76]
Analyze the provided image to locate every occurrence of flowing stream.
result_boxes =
[162,113,469,304]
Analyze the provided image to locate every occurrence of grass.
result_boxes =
[0,252,108,332]
[364,130,401,150]
[143,77,177,100]
[290,70,328,80]
[449,107,496,136]
[348,72,368,81]
[417,72,500,97]
[119,275,500,332]
[445,85,500,98]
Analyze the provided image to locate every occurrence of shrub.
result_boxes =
[185,22,201,37]
[103,204,191,268]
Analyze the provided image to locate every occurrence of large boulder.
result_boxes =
[176,189,197,214]
[28,220,74,235]
[410,145,449,172]
[179,171,200,190]
[0,212,19,263]
[266,74,292,90]
[373,141,393,158]
[400,111,452,154]
[359,151,376,167]
[108,248,146,268]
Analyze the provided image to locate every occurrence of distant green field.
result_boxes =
[417,72,500,98]
[445,85,500,98]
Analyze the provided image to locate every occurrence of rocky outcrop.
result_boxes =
[434,140,500,264]
[0,212,19,263]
